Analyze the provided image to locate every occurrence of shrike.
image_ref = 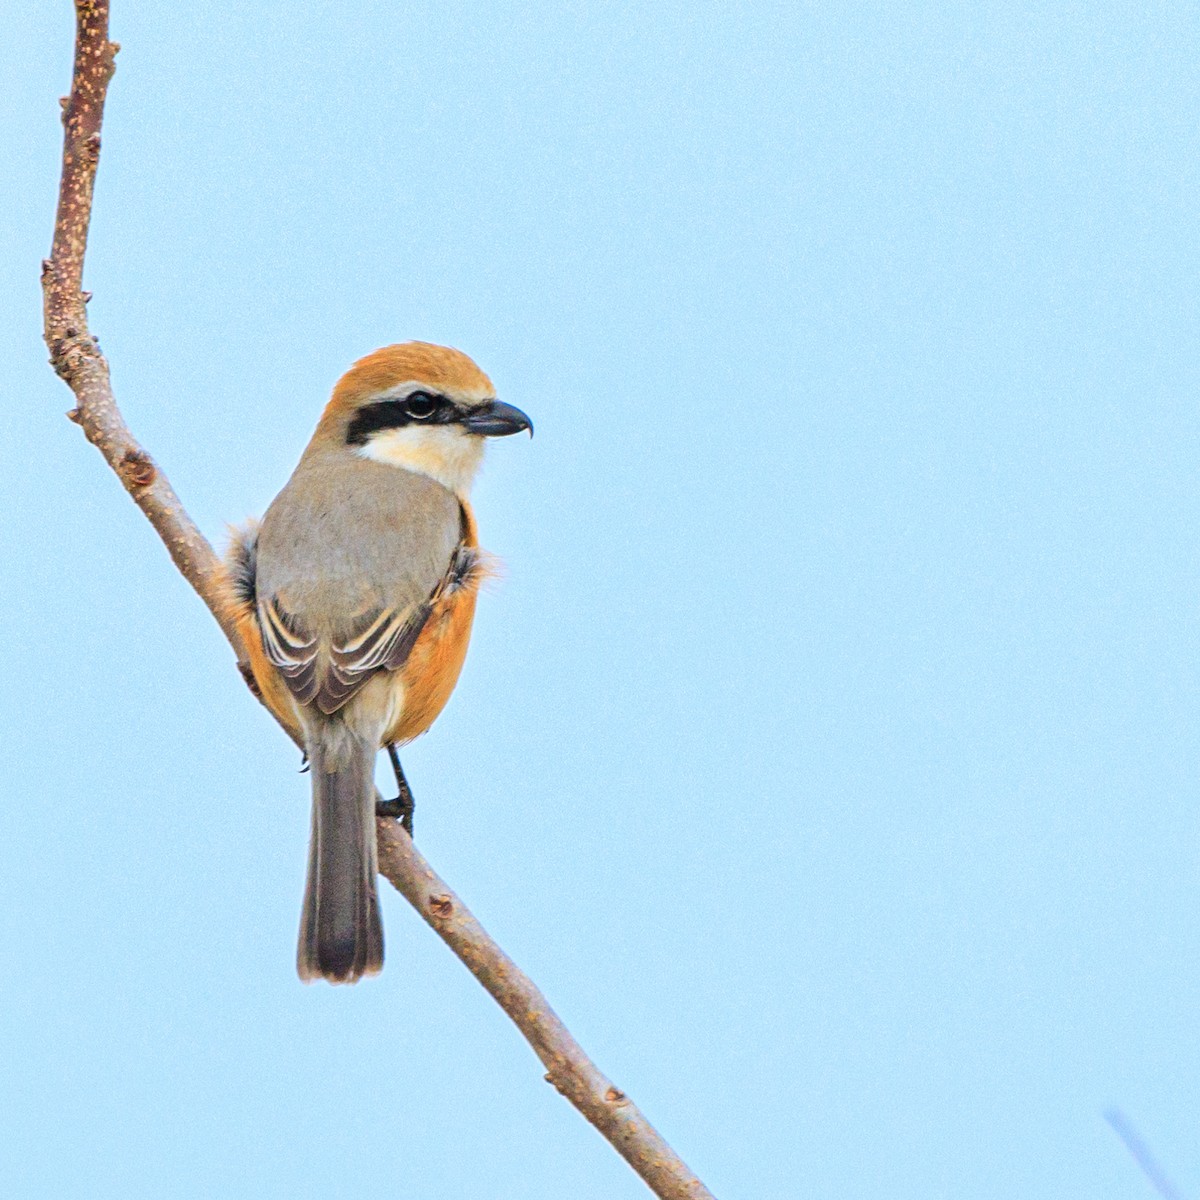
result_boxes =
[225,342,531,983]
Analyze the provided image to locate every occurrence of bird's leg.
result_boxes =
[376,743,415,836]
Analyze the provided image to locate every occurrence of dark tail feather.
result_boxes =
[297,732,383,983]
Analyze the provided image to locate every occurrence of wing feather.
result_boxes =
[258,555,464,716]
[259,597,321,704]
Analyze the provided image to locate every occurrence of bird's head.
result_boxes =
[314,342,532,497]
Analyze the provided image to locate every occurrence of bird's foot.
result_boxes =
[378,743,415,835]
[376,792,414,835]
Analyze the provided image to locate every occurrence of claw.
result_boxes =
[376,794,414,835]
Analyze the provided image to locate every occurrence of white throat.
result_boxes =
[357,424,484,496]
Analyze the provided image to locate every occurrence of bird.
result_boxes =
[223,342,531,984]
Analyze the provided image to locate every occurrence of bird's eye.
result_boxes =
[404,392,439,420]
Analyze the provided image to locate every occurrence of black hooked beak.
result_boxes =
[461,399,534,438]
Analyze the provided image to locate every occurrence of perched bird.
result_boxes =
[224,342,531,983]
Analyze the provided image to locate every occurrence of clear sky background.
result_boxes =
[2,3,1198,1197]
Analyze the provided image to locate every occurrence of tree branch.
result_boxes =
[42,5,716,1199]
[42,3,242,653]
[1104,1109,1184,1200]
[378,824,715,1199]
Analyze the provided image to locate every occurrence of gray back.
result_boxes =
[255,448,463,642]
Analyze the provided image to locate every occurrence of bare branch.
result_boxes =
[43,4,243,652]
[379,823,715,1200]
[1105,1109,1185,1200]
[42,5,716,1198]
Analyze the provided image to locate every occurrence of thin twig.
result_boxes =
[379,823,715,1199]
[1105,1109,1186,1200]
[41,5,715,1198]
[42,5,240,651]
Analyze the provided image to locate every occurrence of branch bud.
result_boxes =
[118,449,156,489]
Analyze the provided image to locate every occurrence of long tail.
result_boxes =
[297,729,384,983]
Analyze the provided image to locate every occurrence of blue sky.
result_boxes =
[3,3,1199,1197]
